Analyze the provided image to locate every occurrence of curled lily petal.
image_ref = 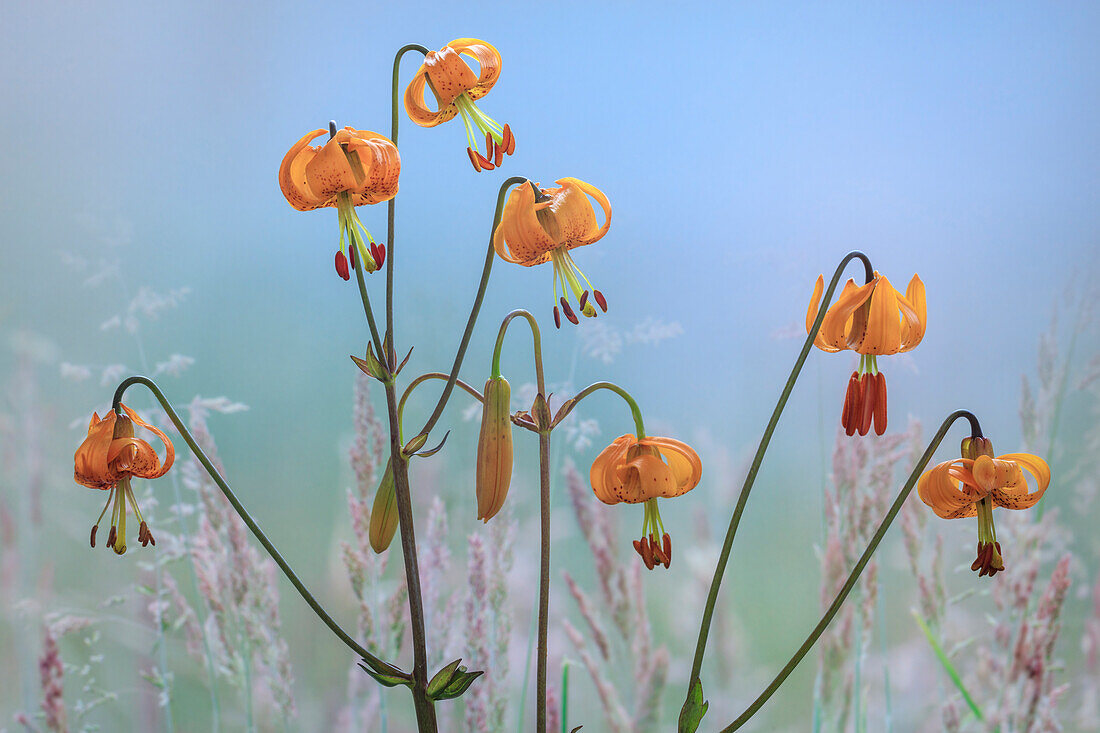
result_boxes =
[988,452,1049,510]
[590,435,634,505]
[643,437,702,495]
[448,38,502,100]
[805,275,839,351]
[853,274,904,354]
[818,279,874,351]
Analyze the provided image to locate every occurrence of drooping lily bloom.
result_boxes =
[805,270,925,436]
[590,434,702,570]
[73,404,175,555]
[917,437,1049,577]
[279,126,399,280]
[494,179,612,328]
[404,38,514,172]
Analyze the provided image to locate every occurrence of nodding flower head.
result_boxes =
[74,404,174,555]
[918,437,1050,577]
[494,178,612,328]
[806,270,925,436]
[279,126,399,280]
[404,39,515,172]
[590,434,702,570]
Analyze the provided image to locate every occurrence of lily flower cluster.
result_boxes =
[75,35,1055,593]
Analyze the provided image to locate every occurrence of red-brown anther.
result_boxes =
[579,290,589,311]
[349,242,358,270]
[560,297,579,325]
[650,535,669,568]
[374,243,386,269]
[485,131,494,158]
[335,250,350,280]
[858,373,876,436]
[467,147,482,172]
[553,306,561,329]
[841,372,860,436]
[873,372,887,436]
[106,526,117,549]
[90,525,98,548]
[493,139,504,167]
[663,533,672,567]
[502,124,515,155]
[593,290,607,312]
[475,151,495,171]
[640,538,656,570]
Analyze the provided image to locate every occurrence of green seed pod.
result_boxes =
[476,376,513,522]
[369,458,398,553]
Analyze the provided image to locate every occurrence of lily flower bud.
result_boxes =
[476,376,513,522]
[369,458,399,553]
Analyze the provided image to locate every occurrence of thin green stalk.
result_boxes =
[398,373,485,436]
[386,43,429,341]
[353,242,386,363]
[381,383,437,729]
[490,308,551,731]
[912,611,983,721]
[110,376,407,679]
[536,430,552,733]
[682,251,873,700]
[562,381,646,438]
[717,410,983,732]
[491,310,544,387]
[561,660,570,733]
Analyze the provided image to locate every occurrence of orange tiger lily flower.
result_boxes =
[494,179,612,328]
[590,434,702,570]
[805,270,925,436]
[279,125,399,280]
[404,38,514,172]
[73,403,175,555]
[917,437,1050,577]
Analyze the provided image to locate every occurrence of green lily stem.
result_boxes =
[353,243,387,364]
[490,309,551,731]
[381,383,437,729]
[564,381,646,439]
[681,250,872,703]
[399,373,485,425]
[488,308,552,731]
[386,43,429,342]
[718,409,983,732]
[536,429,552,733]
[109,376,406,679]
[491,309,544,389]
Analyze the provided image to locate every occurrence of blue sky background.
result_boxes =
[2,1,1098,728]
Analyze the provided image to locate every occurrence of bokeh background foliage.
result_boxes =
[2,1,1099,731]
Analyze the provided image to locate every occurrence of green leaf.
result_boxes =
[431,668,483,700]
[357,662,412,689]
[426,658,463,697]
[678,678,709,733]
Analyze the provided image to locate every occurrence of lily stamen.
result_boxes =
[335,191,385,280]
[549,247,606,327]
